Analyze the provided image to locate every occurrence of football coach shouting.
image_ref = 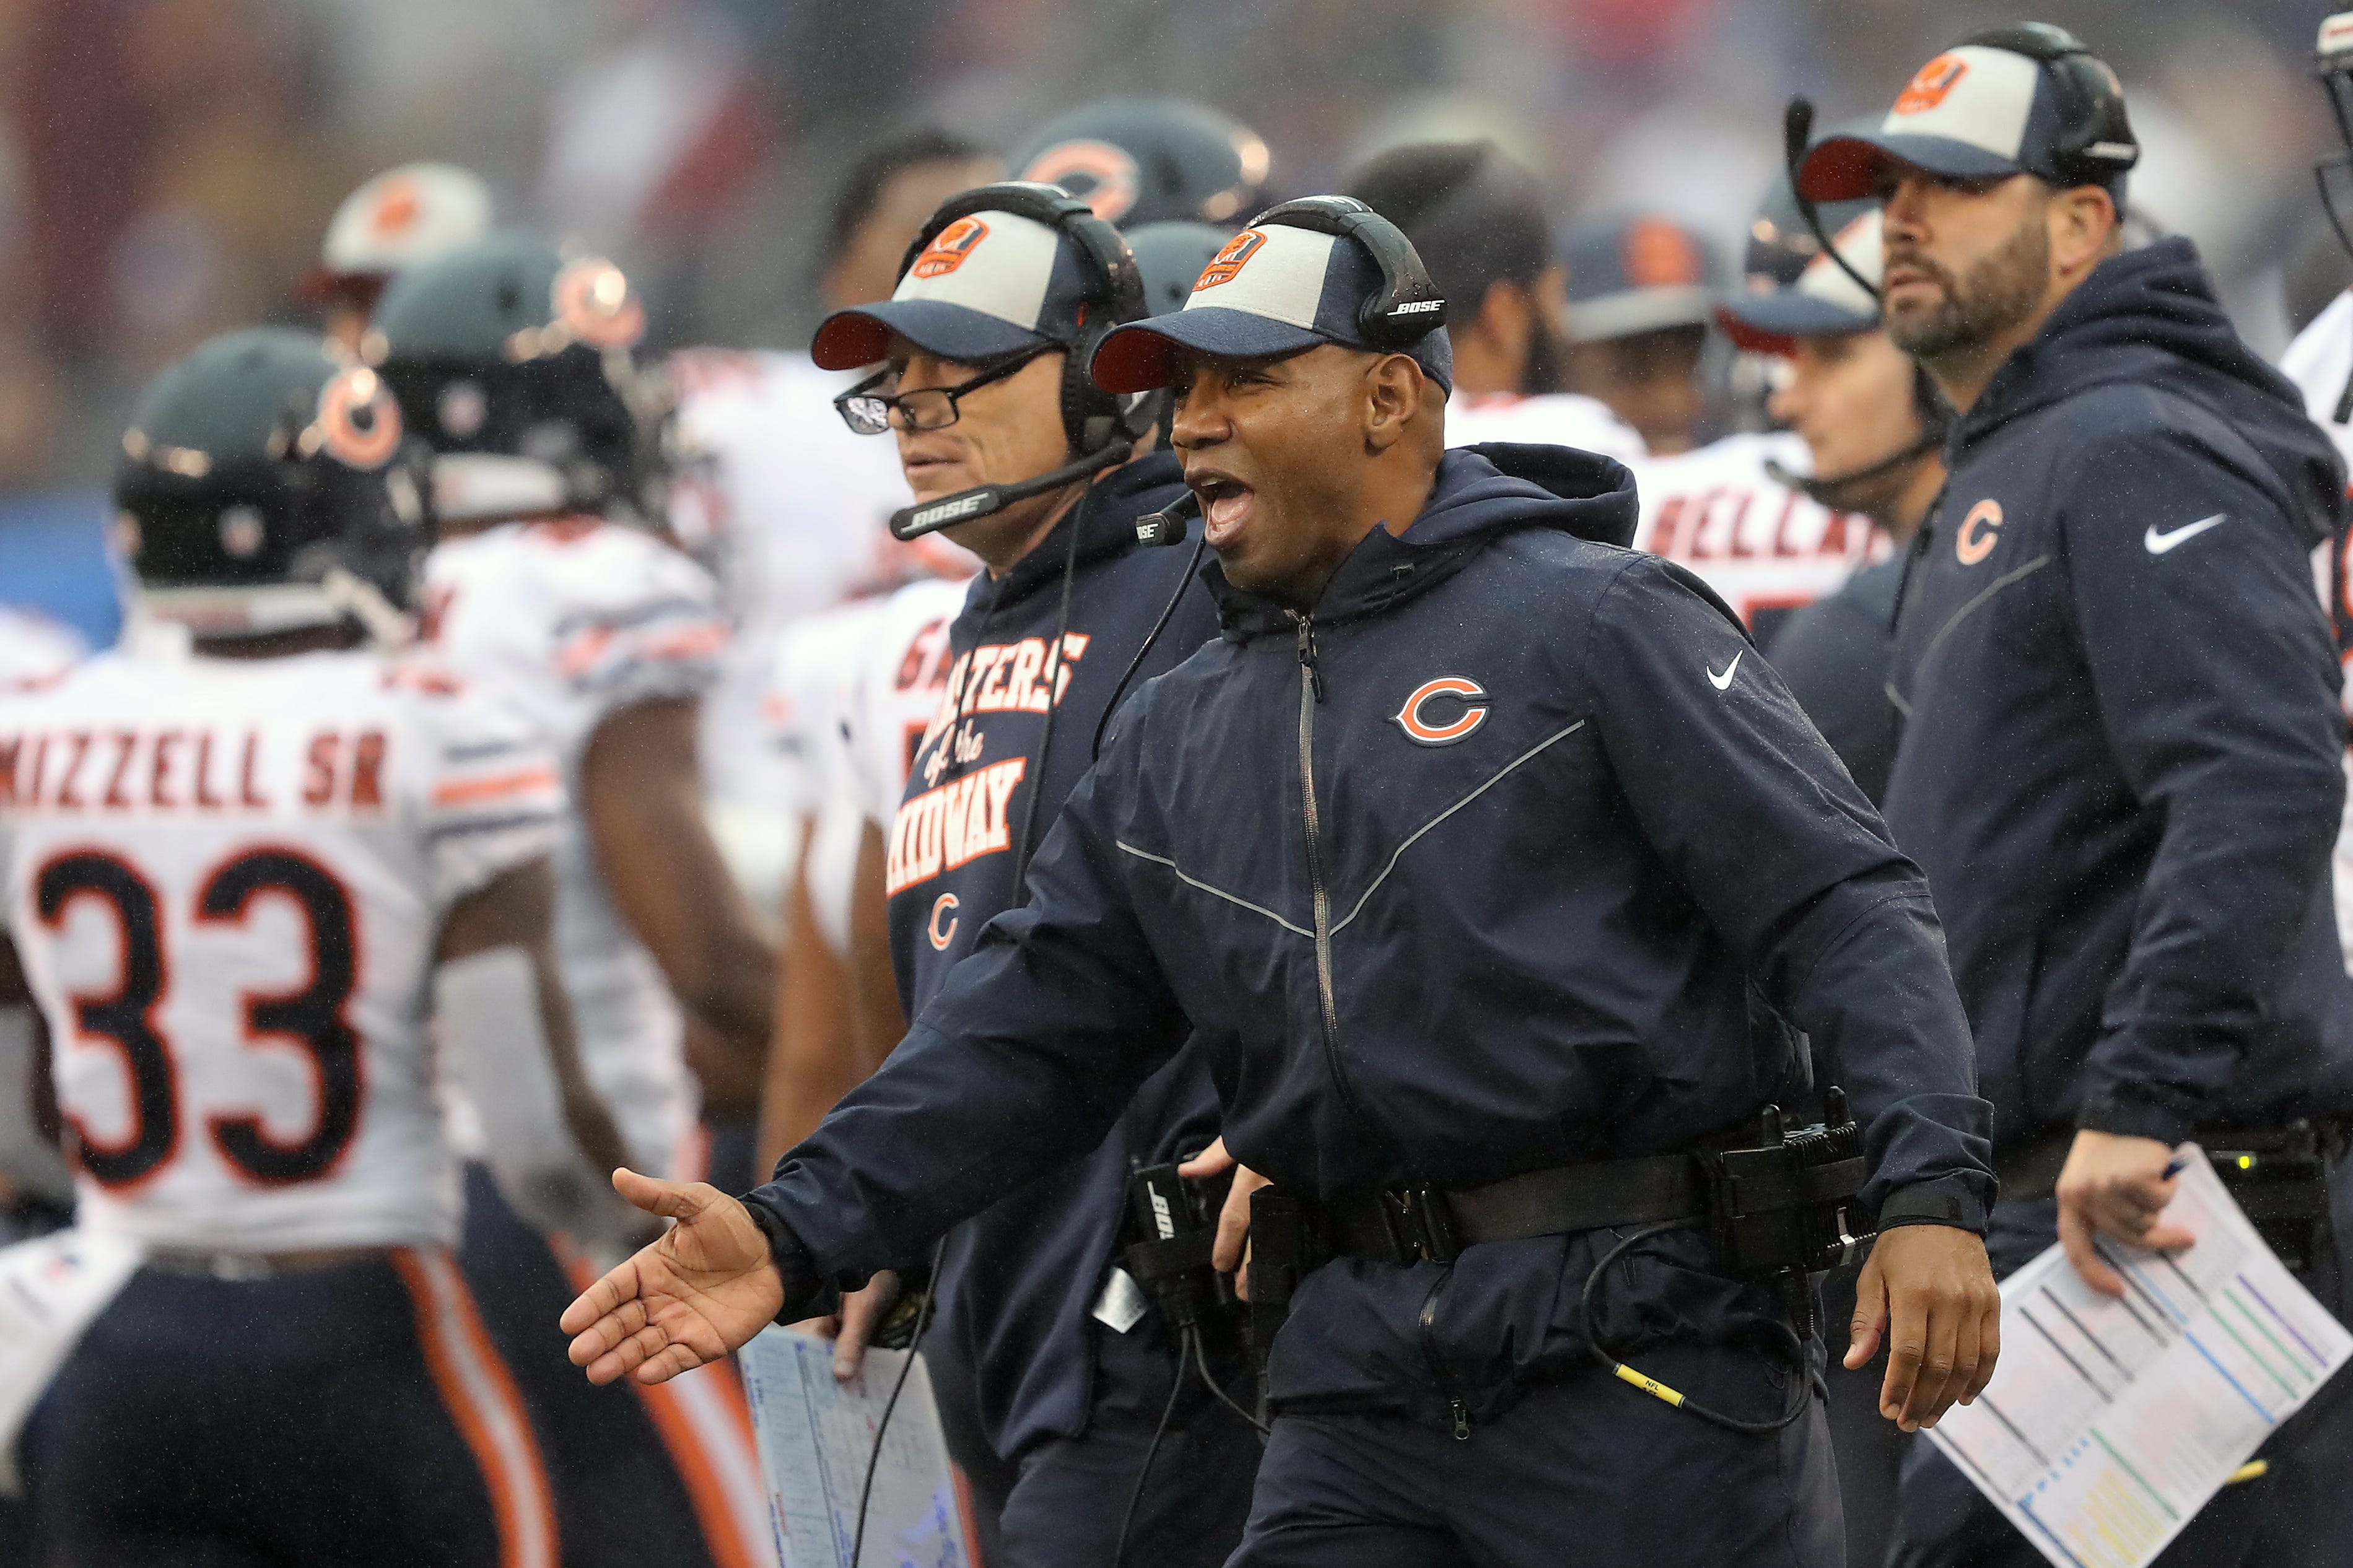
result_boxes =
[564,198,1999,1567]
[1797,25,2353,1567]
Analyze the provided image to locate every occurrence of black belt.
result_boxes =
[1996,1120,2351,1203]
[1316,1154,1711,1267]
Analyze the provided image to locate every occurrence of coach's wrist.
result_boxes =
[741,1193,837,1324]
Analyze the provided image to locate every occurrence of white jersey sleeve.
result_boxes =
[768,601,892,959]
[2281,291,2353,477]
[0,646,561,1251]
[842,578,969,829]
[386,657,569,908]
[422,518,724,1177]
[424,519,728,770]
[0,607,85,694]
[1444,391,1651,467]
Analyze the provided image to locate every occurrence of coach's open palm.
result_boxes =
[561,1168,786,1386]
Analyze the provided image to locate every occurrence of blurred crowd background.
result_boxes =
[0,0,2344,645]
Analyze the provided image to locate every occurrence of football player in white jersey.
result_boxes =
[0,609,82,1222]
[1340,141,1649,467]
[674,131,995,941]
[2282,12,2353,975]
[299,162,496,354]
[372,238,777,1568]
[2,328,634,1567]
[756,579,967,1175]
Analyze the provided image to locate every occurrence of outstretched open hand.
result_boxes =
[561,1168,787,1386]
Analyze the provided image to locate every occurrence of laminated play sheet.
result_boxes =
[1927,1147,2349,1568]
[738,1326,976,1568]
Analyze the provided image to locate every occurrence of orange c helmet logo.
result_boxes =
[1192,230,1268,292]
[1021,139,1142,224]
[1954,499,2004,565]
[927,893,961,951]
[1893,54,1969,116]
[550,258,645,350]
[1392,677,1490,747]
[315,365,403,469]
[912,216,990,279]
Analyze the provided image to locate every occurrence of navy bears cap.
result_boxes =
[811,206,1110,369]
[1798,41,2137,203]
[1089,219,1452,394]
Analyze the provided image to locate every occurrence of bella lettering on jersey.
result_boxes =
[1646,487,1864,562]
[0,726,389,814]
[886,758,1028,896]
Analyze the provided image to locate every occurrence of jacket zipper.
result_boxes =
[1292,614,1360,1128]
[1296,614,1463,1437]
[1417,1273,1473,1440]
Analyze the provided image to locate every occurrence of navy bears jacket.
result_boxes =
[751,442,1996,1427]
[1880,237,2353,1155]
[881,448,1226,1465]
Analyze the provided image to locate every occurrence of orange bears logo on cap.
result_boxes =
[911,216,991,279]
[1021,139,1142,224]
[1622,219,1703,289]
[370,174,422,237]
[551,258,645,351]
[1193,229,1268,292]
[1893,54,1970,116]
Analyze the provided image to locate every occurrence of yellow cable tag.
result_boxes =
[1612,1363,1687,1408]
[2226,1459,2269,1486]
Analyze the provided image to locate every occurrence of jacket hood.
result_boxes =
[1958,237,2344,547]
[1208,442,1638,635]
[980,447,1190,614]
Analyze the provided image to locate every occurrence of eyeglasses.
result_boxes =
[834,345,1055,436]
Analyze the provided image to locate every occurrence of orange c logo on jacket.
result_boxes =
[928,892,960,950]
[1954,499,2004,566]
[1392,677,1489,746]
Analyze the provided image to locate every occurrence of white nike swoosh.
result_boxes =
[2145,513,2225,554]
[1708,651,1742,690]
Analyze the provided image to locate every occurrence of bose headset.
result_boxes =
[1781,22,2139,307]
[887,181,1155,541]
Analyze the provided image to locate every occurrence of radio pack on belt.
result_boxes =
[1120,1157,1242,1346]
[1244,1091,1877,1431]
[2207,1122,2339,1273]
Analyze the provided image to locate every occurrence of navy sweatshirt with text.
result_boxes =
[880,449,1225,1465]
[1882,238,2353,1154]
[754,443,1995,1427]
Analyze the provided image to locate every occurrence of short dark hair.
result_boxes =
[1340,142,1552,328]
[822,128,993,271]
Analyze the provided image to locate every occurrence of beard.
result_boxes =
[1518,314,1570,397]
[1885,217,2050,362]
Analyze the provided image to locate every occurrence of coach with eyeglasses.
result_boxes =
[564,195,1999,1567]
[783,184,1257,1567]
[1796,25,2353,1567]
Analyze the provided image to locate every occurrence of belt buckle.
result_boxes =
[1379,1185,1461,1265]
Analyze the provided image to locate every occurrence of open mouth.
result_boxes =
[1192,473,1257,547]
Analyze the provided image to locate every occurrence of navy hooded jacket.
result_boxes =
[751,443,1995,1426]
[881,448,1226,1463]
[1881,238,2353,1154]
